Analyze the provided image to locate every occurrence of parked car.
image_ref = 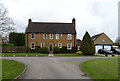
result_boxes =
[98,49,113,54]
[112,48,120,54]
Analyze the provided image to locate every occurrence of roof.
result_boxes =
[92,33,104,41]
[26,21,76,34]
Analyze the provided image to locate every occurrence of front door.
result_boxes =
[49,44,53,52]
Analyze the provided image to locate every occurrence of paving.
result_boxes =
[2,56,118,79]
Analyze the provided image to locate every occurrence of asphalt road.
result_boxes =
[2,56,117,79]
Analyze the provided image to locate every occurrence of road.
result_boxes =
[2,56,117,79]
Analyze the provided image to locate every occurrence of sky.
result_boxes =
[1,0,119,42]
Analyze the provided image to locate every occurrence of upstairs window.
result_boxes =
[67,43,72,50]
[31,33,35,39]
[31,42,35,49]
[67,34,72,40]
[43,34,47,39]
[50,33,53,39]
[58,43,62,48]
[56,34,59,39]
[41,42,44,48]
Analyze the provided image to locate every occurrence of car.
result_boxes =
[112,48,120,54]
[98,49,113,54]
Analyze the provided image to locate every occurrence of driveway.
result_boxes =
[2,56,117,79]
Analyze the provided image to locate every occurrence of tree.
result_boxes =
[80,31,95,55]
[0,3,16,37]
[9,32,25,46]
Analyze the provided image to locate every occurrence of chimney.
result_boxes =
[28,19,32,23]
[72,17,75,29]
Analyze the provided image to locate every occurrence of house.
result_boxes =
[25,18,76,53]
[92,33,113,53]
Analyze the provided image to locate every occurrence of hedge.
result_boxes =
[2,46,77,53]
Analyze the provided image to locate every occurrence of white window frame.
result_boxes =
[50,33,53,39]
[56,34,59,39]
[31,33,35,39]
[67,43,72,50]
[43,33,47,39]
[58,43,62,48]
[31,42,35,49]
[41,42,44,48]
[67,34,72,40]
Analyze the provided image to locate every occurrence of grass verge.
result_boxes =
[54,54,99,56]
[80,58,119,81]
[2,53,48,57]
[1,59,25,81]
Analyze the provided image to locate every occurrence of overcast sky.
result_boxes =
[1,0,119,42]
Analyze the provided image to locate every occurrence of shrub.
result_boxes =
[59,47,77,53]
[54,46,60,54]
[40,47,49,53]
[80,31,95,55]
[76,51,83,55]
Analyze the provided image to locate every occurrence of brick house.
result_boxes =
[25,18,76,52]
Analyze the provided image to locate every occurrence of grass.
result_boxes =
[2,53,48,57]
[80,58,119,81]
[1,53,99,57]
[1,59,25,81]
[54,54,99,56]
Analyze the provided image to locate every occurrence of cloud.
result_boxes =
[1,0,119,41]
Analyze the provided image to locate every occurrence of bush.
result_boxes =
[80,31,95,55]
[40,47,49,53]
[59,47,77,53]
[76,51,82,55]
[54,46,60,54]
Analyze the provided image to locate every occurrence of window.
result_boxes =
[56,34,59,39]
[43,34,47,39]
[31,42,35,49]
[58,43,62,48]
[67,43,72,50]
[50,33,53,39]
[67,34,72,40]
[41,42,44,48]
[31,33,35,39]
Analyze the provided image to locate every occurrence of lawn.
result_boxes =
[1,59,25,81]
[54,54,99,56]
[2,53,48,57]
[1,53,99,57]
[80,58,119,81]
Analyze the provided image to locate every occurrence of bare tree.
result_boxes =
[0,3,16,37]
